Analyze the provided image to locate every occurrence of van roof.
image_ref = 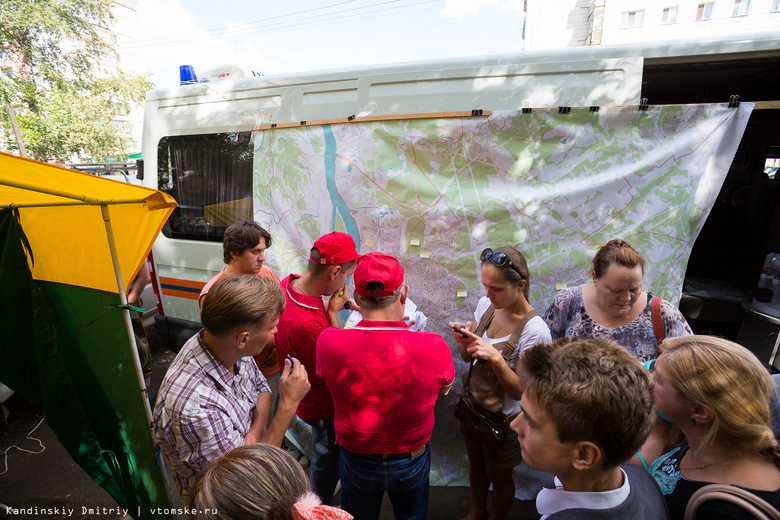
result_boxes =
[149,32,780,99]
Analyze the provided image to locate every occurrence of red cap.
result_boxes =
[354,252,404,297]
[310,232,360,265]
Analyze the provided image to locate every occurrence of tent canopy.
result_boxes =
[0,152,176,292]
[0,151,177,518]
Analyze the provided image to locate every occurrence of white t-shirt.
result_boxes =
[473,296,552,415]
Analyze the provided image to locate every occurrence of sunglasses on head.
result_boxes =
[480,248,524,278]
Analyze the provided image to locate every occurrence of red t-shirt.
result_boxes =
[274,274,334,420]
[199,265,280,377]
[316,320,455,454]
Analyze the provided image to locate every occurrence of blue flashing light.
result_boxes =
[180,65,198,85]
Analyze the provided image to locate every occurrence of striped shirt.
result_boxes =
[152,330,269,504]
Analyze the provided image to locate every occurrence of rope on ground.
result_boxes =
[0,417,46,475]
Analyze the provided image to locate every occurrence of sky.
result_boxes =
[126,0,526,88]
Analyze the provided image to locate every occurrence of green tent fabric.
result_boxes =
[0,211,171,518]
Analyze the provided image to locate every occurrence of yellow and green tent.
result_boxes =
[0,152,177,518]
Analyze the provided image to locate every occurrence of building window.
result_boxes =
[620,10,645,27]
[697,2,715,19]
[732,0,749,15]
[662,6,679,23]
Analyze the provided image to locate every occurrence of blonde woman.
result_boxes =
[649,335,780,519]
[191,443,352,520]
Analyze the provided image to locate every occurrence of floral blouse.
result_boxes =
[542,285,692,362]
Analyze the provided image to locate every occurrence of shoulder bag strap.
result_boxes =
[474,305,495,337]
[684,483,780,520]
[501,309,540,363]
[651,296,665,346]
[462,306,495,392]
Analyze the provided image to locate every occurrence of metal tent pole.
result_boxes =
[100,204,151,419]
[100,204,177,509]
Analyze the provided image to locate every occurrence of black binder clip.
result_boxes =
[300,121,306,125]
[522,102,532,114]
[589,102,600,113]
[728,95,740,108]
[347,114,356,121]
[471,109,483,116]
[270,123,277,128]
[638,98,649,111]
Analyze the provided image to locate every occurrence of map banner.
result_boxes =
[253,103,752,494]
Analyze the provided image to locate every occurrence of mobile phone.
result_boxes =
[453,326,465,335]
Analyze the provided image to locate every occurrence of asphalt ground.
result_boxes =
[0,316,540,520]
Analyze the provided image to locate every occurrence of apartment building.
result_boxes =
[104,0,145,156]
[524,0,780,50]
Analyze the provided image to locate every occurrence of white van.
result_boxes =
[138,33,780,353]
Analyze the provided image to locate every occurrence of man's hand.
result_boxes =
[326,284,354,326]
[260,357,310,446]
[279,356,311,406]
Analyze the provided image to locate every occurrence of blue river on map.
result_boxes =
[323,125,360,245]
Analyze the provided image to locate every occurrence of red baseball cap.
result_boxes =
[354,252,404,297]
[310,232,360,265]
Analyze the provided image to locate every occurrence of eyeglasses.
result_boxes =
[480,248,524,278]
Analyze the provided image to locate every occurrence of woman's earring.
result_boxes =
[690,418,696,425]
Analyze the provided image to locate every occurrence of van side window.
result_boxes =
[157,132,253,242]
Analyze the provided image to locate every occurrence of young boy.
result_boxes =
[510,337,669,519]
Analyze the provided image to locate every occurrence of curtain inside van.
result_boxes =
[157,132,253,242]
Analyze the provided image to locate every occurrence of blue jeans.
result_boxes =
[339,444,431,520]
[304,417,340,505]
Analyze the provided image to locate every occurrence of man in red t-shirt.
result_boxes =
[199,221,282,422]
[317,252,455,520]
[274,232,359,505]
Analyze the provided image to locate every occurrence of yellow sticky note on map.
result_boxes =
[420,249,430,259]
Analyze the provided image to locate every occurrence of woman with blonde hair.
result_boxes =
[648,335,780,519]
[191,443,352,520]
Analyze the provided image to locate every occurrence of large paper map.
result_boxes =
[253,104,752,495]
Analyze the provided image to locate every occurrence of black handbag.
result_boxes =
[454,385,512,450]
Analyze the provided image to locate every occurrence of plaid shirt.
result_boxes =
[152,330,269,504]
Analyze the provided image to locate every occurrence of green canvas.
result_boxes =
[0,209,171,519]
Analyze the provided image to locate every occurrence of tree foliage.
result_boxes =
[0,0,152,162]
